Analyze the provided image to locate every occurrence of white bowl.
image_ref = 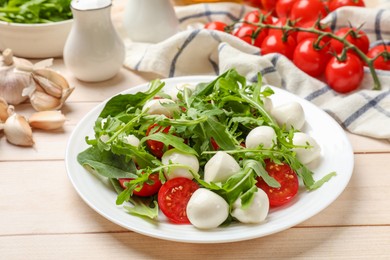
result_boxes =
[0,19,73,59]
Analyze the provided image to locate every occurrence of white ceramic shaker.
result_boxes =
[63,0,125,82]
[123,0,179,43]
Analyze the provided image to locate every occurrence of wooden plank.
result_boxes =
[0,153,389,236]
[0,226,389,259]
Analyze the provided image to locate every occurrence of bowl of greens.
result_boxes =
[0,0,73,58]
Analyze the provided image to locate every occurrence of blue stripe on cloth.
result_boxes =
[178,11,241,24]
[204,4,212,23]
[134,48,148,70]
[343,89,390,127]
[208,56,219,75]
[169,29,201,77]
[375,9,385,41]
[305,85,331,101]
[330,12,337,32]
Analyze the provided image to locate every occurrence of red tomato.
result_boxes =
[233,25,268,47]
[275,0,297,18]
[290,0,328,26]
[204,21,228,32]
[244,9,273,25]
[366,44,390,71]
[146,123,171,158]
[256,160,299,207]
[325,53,364,93]
[293,38,332,77]
[119,173,162,197]
[261,31,297,60]
[296,21,332,43]
[328,0,365,12]
[158,177,200,224]
[260,0,278,15]
[329,27,370,55]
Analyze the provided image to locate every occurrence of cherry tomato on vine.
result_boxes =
[119,173,162,197]
[234,25,268,47]
[244,9,273,25]
[204,21,228,32]
[325,53,364,93]
[329,27,370,55]
[268,17,297,40]
[158,177,200,224]
[256,160,299,207]
[261,31,297,59]
[290,0,328,26]
[366,44,390,71]
[146,123,171,158]
[275,0,297,18]
[293,38,332,77]
[328,0,365,12]
[296,21,332,43]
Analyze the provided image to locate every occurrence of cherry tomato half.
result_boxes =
[367,44,390,71]
[119,173,162,197]
[158,177,200,224]
[325,53,364,93]
[146,123,171,158]
[290,0,328,26]
[256,160,299,207]
[204,21,228,32]
[328,0,365,12]
[293,38,332,77]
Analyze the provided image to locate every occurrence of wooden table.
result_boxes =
[1,1,390,259]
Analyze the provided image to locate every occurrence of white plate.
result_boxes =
[65,76,354,243]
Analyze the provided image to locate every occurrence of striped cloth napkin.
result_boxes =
[122,3,390,140]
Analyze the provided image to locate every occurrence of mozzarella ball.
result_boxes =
[204,151,240,183]
[271,101,305,130]
[186,188,229,229]
[292,132,321,164]
[231,188,269,224]
[263,97,273,114]
[245,126,277,149]
[142,98,179,117]
[123,134,140,147]
[161,149,199,180]
[165,83,196,101]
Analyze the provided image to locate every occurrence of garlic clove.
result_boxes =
[0,97,9,122]
[32,74,63,98]
[3,112,34,146]
[28,68,75,111]
[29,110,66,130]
[29,89,62,111]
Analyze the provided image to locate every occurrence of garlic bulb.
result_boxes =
[29,110,66,130]
[0,97,9,122]
[23,68,75,111]
[2,107,34,146]
[0,49,33,105]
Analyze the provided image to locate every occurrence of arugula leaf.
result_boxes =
[99,79,165,118]
[77,147,138,179]
[141,132,198,156]
[124,198,159,220]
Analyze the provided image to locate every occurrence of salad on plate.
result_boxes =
[77,69,336,229]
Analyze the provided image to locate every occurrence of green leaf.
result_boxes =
[244,160,280,188]
[77,147,138,179]
[99,80,165,118]
[204,117,237,150]
[141,132,198,156]
[124,198,159,220]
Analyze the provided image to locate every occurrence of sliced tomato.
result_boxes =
[256,160,299,207]
[146,123,171,158]
[158,177,200,224]
[119,173,162,197]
